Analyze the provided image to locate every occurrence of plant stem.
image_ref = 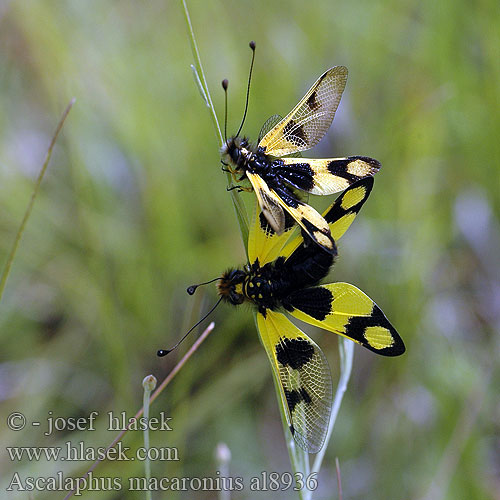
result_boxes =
[0,98,75,302]
[181,0,222,144]
[142,375,157,500]
[305,338,353,500]
[180,0,249,250]
[62,322,215,500]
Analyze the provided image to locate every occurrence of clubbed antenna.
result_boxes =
[222,79,229,142]
[157,296,223,357]
[235,41,256,138]
[187,276,222,296]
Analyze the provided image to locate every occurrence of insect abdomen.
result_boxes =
[282,247,334,290]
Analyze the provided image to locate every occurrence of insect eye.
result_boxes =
[229,270,245,283]
[231,148,240,162]
[229,291,245,305]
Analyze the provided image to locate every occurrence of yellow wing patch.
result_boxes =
[325,177,374,240]
[248,200,297,266]
[340,183,367,209]
[259,66,348,157]
[257,310,332,453]
[286,283,405,356]
[363,326,396,350]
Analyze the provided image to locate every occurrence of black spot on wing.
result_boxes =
[300,217,323,236]
[327,156,381,184]
[284,387,312,413]
[345,305,405,356]
[275,337,315,369]
[273,160,315,191]
[306,91,320,111]
[286,287,334,321]
[327,159,360,183]
[283,119,307,145]
[324,177,373,224]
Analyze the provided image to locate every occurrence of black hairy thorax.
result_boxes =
[222,136,274,177]
[221,137,315,201]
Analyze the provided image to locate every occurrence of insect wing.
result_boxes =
[272,192,337,255]
[247,172,336,255]
[274,156,380,196]
[257,310,333,453]
[286,283,405,356]
[281,177,374,259]
[258,114,283,143]
[248,199,297,266]
[246,171,286,235]
[324,176,374,240]
[259,66,348,157]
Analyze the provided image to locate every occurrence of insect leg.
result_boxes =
[227,185,253,193]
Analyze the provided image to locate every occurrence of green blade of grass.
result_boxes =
[142,375,157,500]
[180,0,249,252]
[0,98,76,302]
[307,338,354,499]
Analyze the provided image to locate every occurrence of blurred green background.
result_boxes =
[1,1,499,499]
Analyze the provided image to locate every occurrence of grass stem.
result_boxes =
[180,0,249,250]
[62,322,215,500]
[0,98,75,302]
[142,375,157,500]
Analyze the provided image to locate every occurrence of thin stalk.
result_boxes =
[272,374,308,500]
[0,98,75,302]
[305,338,354,500]
[181,0,222,144]
[215,443,232,500]
[180,0,249,251]
[62,322,215,500]
[280,337,353,500]
[335,457,343,500]
[142,375,157,500]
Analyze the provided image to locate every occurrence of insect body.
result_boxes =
[221,65,381,255]
[220,230,334,316]
[214,178,404,453]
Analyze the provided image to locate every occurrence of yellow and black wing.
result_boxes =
[274,156,380,196]
[272,195,336,255]
[286,283,405,356]
[246,171,336,255]
[259,66,348,157]
[281,177,374,259]
[246,171,285,235]
[248,197,297,266]
[257,310,332,453]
